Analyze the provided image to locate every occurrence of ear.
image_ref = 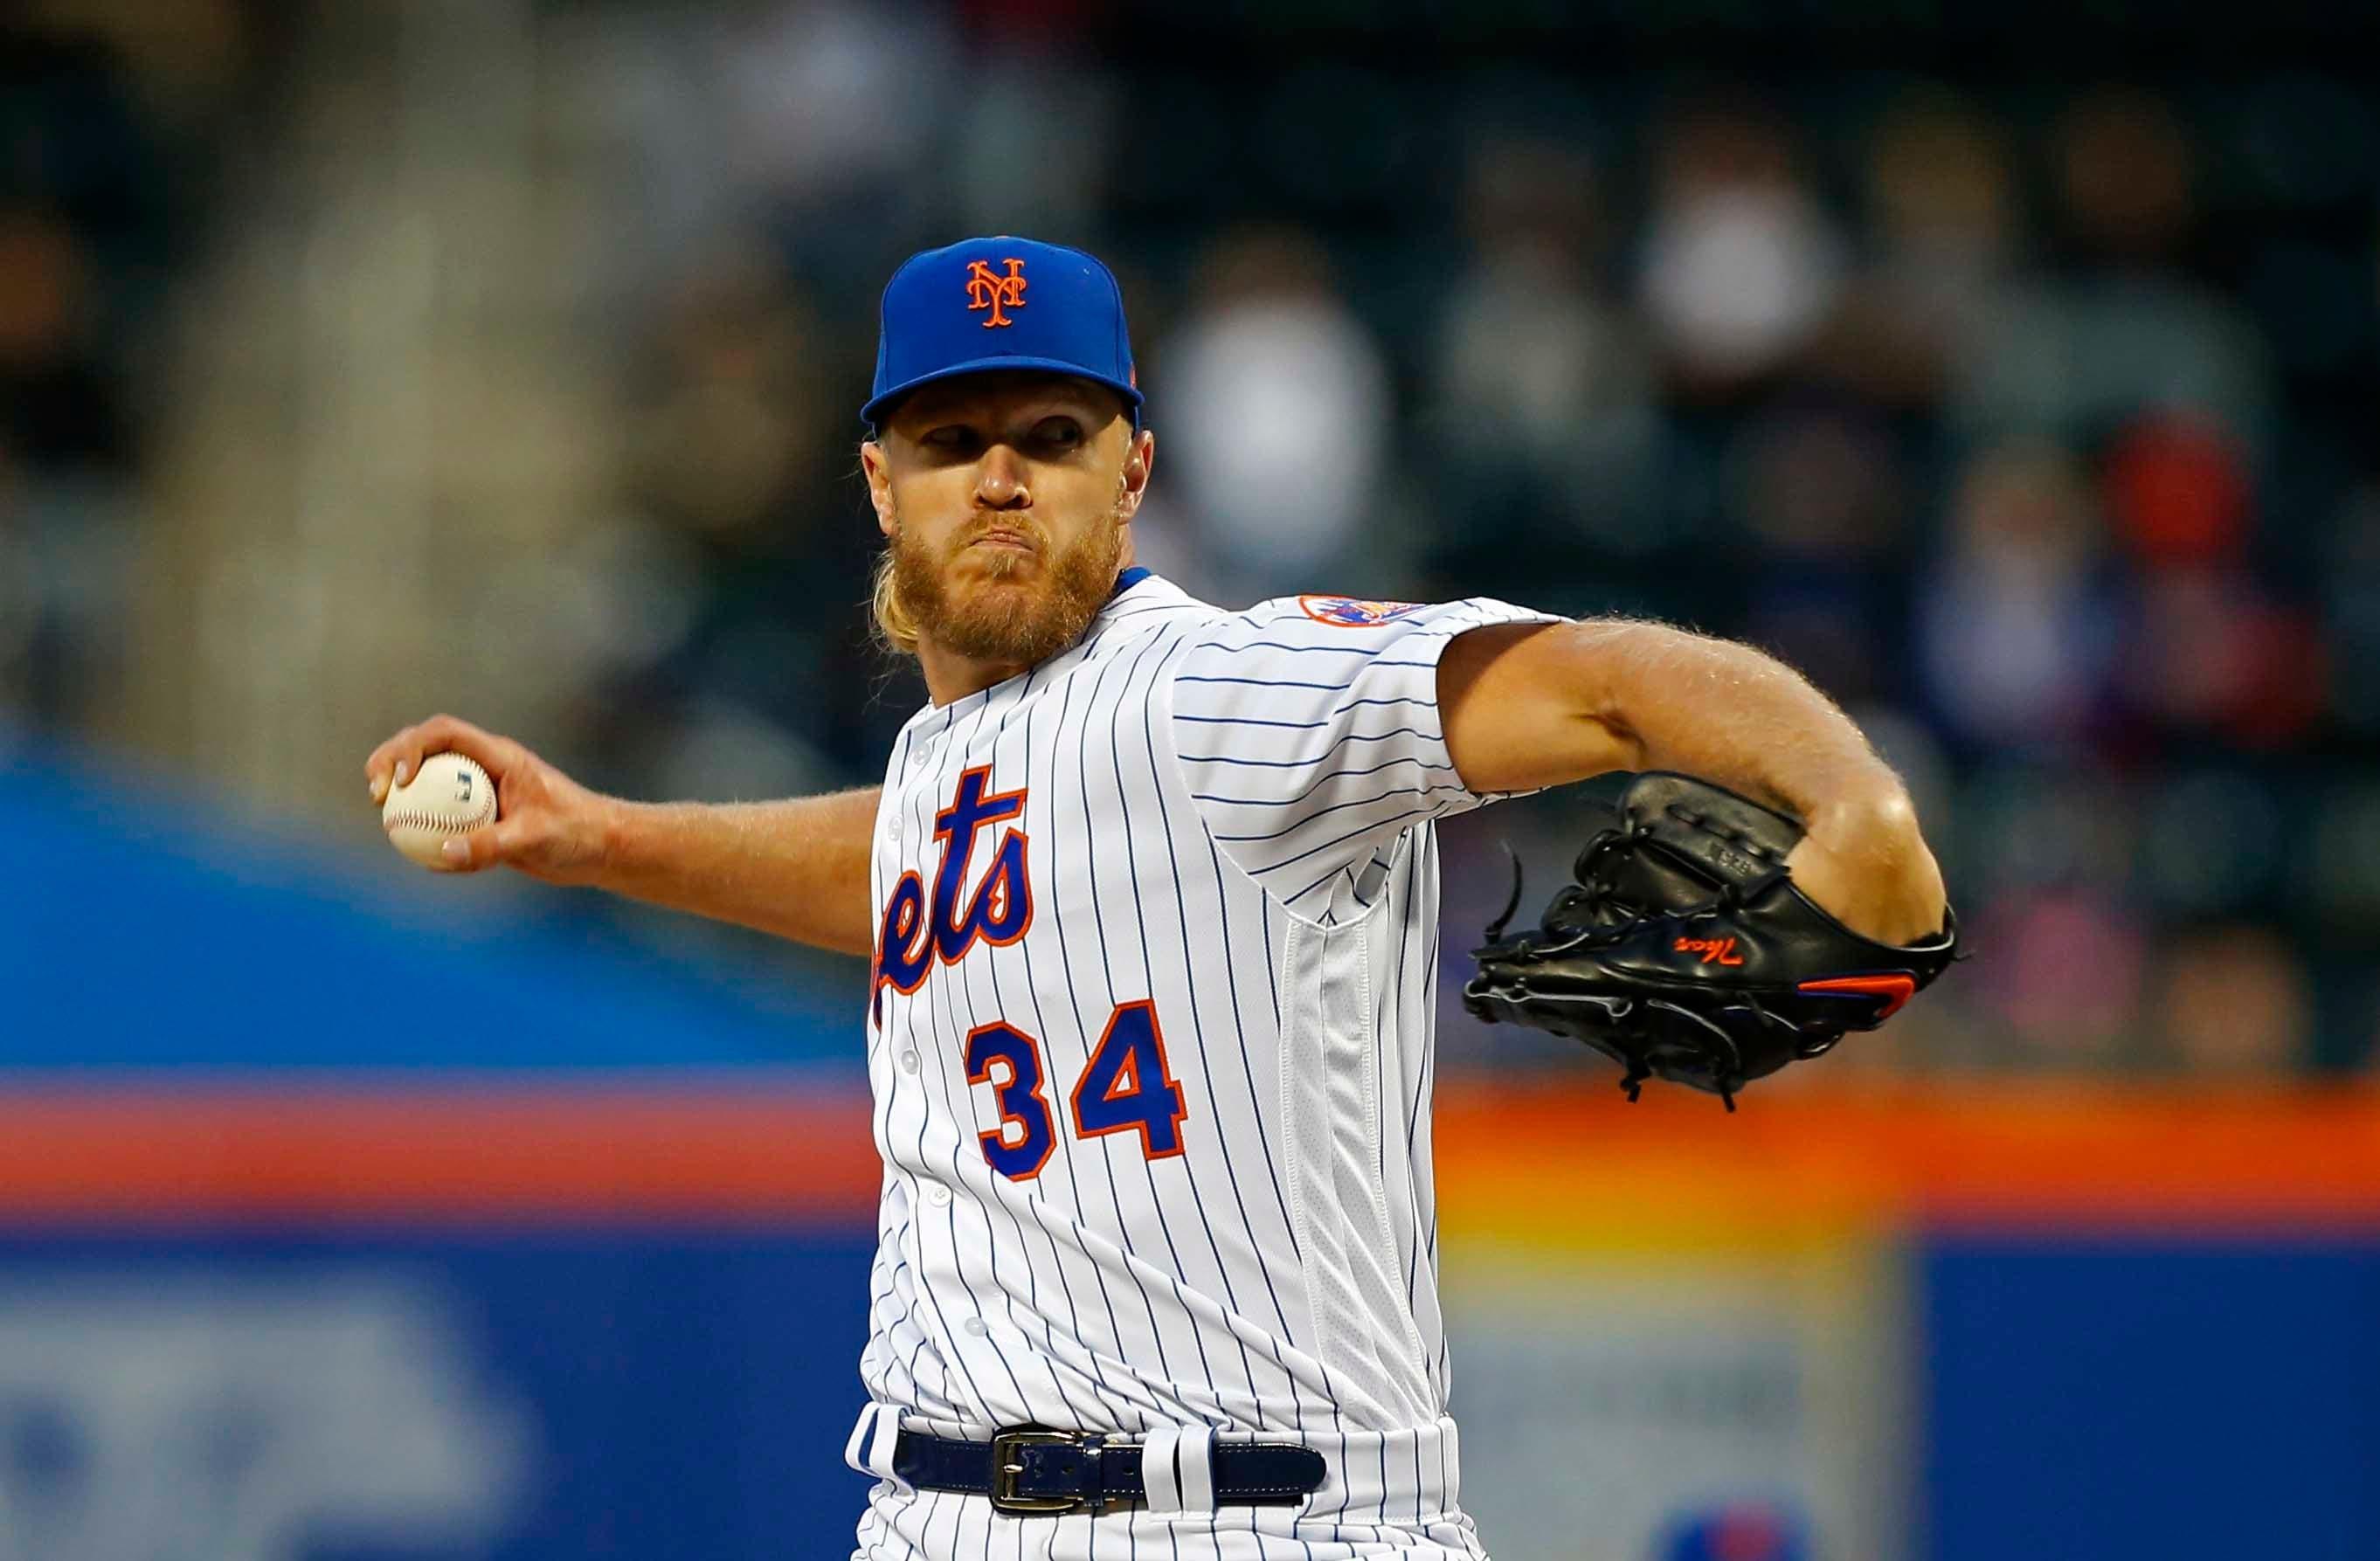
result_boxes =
[861,439,896,536]
[1117,427,1155,523]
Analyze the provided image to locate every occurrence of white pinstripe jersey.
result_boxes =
[858,570,1553,1536]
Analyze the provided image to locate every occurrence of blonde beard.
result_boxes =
[882,494,1128,667]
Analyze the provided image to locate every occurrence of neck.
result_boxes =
[917,638,1032,707]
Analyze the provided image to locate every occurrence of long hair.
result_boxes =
[870,546,920,658]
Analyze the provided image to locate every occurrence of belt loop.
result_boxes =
[1138,1426,1183,1512]
[1137,1423,1217,1513]
[1132,1427,1218,1513]
[843,1404,908,1488]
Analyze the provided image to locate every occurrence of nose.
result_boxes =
[974,444,1032,511]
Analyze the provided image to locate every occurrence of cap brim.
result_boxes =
[861,356,1144,431]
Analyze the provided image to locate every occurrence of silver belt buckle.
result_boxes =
[989,1427,1085,1515]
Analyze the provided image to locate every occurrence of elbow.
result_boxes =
[1809,778,1924,846]
[1814,785,1946,915]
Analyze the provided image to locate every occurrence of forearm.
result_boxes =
[598,788,881,957]
[1446,619,1903,816]
[1578,621,1902,825]
[1442,618,1944,940]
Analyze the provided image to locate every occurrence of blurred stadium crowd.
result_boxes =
[6,0,2378,1075]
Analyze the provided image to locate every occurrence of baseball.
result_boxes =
[381,751,496,869]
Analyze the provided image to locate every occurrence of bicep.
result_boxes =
[1438,620,1643,795]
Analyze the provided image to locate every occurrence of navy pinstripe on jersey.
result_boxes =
[854,573,1554,1558]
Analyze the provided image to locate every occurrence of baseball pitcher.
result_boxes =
[365,236,1955,1558]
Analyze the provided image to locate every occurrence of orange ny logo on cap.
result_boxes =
[965,258,1027,328]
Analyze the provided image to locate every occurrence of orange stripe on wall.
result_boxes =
[1,1079,2377,1231]
[0,1081,879,1225]
[1434,1079,2380,1235]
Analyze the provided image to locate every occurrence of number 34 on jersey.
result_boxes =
[874,766,1190,1182]
[964,1004,1187,1180]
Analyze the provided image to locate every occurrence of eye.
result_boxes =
[1032,417,1083,448]
[922,425,977,451]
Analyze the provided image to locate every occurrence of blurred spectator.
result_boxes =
[2102,415,2327,749]
[1731,408,1905,564]
[1819,86,2023,407]
[2056,86,2197,264]
[1962,887,2150,1069]
[1423,135,1663,576]
[1728,405,1907,703]
[1637,97,1848,395]
[712,1,956,216]
[2100,412,2252,569]
[1152,226,1394,599]
[1952,87,2273,448]
[2147,925,2314,1075]
[1915,441,2118,755]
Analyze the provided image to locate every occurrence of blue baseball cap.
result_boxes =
[861,235,1143,433]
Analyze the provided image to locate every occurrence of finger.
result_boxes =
[365,726,417,802]
[405,715,535,788]
[368,720,445,799]
[371,715,535,807]
[439,817,528,873]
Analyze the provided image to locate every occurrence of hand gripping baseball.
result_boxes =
[1463,772,1961,1108]
[365,715,619,884]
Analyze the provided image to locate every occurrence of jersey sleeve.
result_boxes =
[1170,595,1563,914]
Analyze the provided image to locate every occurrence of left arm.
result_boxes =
[1438,619,1948,946]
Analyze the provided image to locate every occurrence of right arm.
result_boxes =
[366,715,880,958]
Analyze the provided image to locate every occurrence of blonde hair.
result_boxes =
[871,547,920,658]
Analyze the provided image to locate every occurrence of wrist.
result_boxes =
[593,794,644,886]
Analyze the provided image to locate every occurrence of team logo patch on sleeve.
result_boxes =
[1297,595,1427,626]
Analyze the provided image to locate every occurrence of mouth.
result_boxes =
[963,529,1039,556]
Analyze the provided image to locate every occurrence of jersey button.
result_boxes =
[964,1317,989,1337]
[924,1182,952,1207]
[898,1050,921,1074]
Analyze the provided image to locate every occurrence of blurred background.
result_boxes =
[4,0,2378,1558]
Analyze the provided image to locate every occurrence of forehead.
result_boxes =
[891,370,1121,426]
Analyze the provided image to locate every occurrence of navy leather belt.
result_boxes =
[893,1426,1326,1516]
